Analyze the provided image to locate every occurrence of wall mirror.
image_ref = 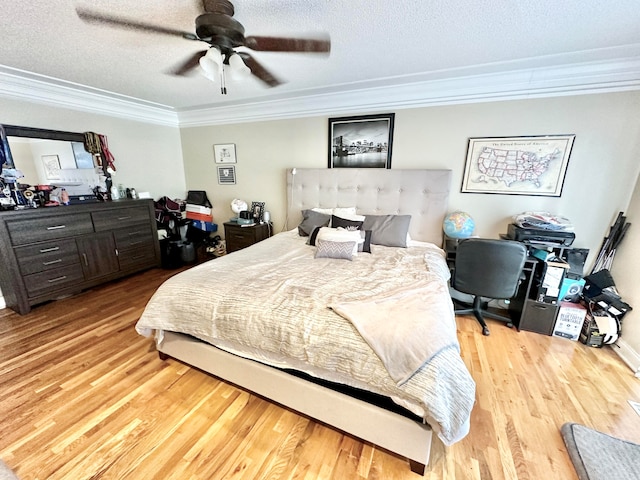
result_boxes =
[3,125,104,195]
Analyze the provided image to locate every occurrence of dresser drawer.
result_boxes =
[7,213,94,245]
[24,264,85,298]
[113,226,154,250]
[118,245,158,270]
[14,240,80,276]
[92,206,151,232]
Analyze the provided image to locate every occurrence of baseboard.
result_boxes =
[611,338,640,377]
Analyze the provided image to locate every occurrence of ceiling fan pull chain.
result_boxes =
[220,66,227,95]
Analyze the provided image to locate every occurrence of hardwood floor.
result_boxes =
[1,267,639,479]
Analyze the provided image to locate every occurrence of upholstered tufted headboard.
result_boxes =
[286,168,452,245]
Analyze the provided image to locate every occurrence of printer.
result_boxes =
[506,223,575,246]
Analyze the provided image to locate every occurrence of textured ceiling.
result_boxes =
[1,0,639,112]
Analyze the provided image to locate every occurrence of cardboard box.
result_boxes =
[186,211,213,222]
[191,221,218,232]
[579,311,605,347]
[535,257,570,303]
[552,302,587,341]
[186,204,212,215]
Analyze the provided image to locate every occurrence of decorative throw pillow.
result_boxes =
[298,209,331,236]
[315,240,356,260]
[358,230,372,253]
[314,227,363,254]
[362,214,412,247]
[331,215,364,231]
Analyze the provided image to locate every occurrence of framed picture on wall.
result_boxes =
[328,113,395,169]
[214,143,237,164]
[42,154,61,180]
[461,134,575,196]
[217,166,236,184]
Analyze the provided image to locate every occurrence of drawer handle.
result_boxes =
[39,246,60,253]
[128,231,144,236]
[82,253,88,266]
[46,225,66,230]
[128,240,144,246]
[118,216,132,221]
[43,259,63,266]
[131,254,145,260]
[47,276,67,283]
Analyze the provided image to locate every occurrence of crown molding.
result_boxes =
[177,56,640,127]
[1,57,639,129]
[0,66,178,127]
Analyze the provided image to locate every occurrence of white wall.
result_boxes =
[180,92,640,266]
[1,97,186,200]
[611,171,640,374]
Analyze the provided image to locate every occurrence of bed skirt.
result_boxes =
[157,331,434,475]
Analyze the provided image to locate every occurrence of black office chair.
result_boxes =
[451,238,527,336]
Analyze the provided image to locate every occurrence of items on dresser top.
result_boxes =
[0,199,161,314]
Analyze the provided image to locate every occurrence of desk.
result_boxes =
[444,236,588,334]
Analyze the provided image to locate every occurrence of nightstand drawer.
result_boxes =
[7,213,94,245]
[224,222,270,253]
[15,240,80,276]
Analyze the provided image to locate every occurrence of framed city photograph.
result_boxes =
[461,135,575,196]
[213,143,237,164]
[328,113,395,168]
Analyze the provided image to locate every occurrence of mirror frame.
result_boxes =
[3,124,110,191]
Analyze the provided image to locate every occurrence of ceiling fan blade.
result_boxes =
[237,52,282,87]
[76,7,199,40]
[169,51,208,75]
[244,35,330,53]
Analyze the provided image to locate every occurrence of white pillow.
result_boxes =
[312,207,357,216]
[316,227,363,255]
[333,212,366,222]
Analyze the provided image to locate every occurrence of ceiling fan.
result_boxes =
[76,0,331,93]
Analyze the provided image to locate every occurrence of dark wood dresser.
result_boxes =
[223,222,271,253]
[0,199,161,314]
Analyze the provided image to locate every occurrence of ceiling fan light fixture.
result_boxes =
[199,47,222,80]
[228,53,251,79]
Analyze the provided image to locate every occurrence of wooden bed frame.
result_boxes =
[157,168,453,475]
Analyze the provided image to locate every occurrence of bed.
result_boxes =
[135,168,476,475]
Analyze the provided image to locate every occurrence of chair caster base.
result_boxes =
[482,327,490,336]
[506,322,513,328]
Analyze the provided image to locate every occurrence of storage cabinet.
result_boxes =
[224,222,271,253]
[0,200,160,314]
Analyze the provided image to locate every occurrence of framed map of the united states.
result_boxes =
[461,135,575,196]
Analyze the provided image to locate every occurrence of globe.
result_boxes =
[443,211,475,239]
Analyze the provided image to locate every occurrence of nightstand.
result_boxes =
[224,222,271,253]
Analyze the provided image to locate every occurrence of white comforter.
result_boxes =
[136,230,475,445]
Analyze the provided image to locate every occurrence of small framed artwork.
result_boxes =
[461,134,575,196]
[214,143,237,164]
[251,201,265,222]
[328,113,395,169]
[42,154,61,180]
[217,166,236,185]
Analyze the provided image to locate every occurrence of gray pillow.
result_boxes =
[298,209,331,236]
[315,240,356,260]
[362,214,412,247]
